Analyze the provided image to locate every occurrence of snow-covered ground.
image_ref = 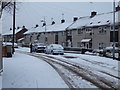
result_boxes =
[2,51,68,88]
[2,47,120,88]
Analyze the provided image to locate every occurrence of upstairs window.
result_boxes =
[67,30,72,36]
[78,29,83,34]
[110,25,119,30]
[98,26,107,33]
[86,28,92,33]
[62,31,66,36]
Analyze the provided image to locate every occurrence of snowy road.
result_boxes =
[15,47,120,89]
[30,53,120,89]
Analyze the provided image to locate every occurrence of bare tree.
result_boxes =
[0,0,15,18]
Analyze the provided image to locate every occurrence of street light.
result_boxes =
[12,1,16,54]
[41,17,47,45]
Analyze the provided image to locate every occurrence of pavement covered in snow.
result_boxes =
[2,51,68,88]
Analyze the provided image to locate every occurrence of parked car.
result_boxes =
[32,43,46,53]
[45,44,64,55]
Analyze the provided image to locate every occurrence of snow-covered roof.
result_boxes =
[24,22,72,34]
[81,39,91,43]
[17,38,24,41]
[68,11,120,30]
[3,28,24,36]
[3,42,17,46]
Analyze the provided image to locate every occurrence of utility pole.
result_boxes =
[12,1,16,54]
[113,0,115,59]
[44,17,47,45]
[41,17,47,45]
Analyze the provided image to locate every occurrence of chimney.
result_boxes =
[91,11,97,17]
[35,24,39,28]
[22,26,25,29]
[51,21,55,25]
[17,26,20,29]
[73,17,78,22]
[42,23,46,27]
[61,19,65,23]
[10,28,12,31]
[116,5,120,11]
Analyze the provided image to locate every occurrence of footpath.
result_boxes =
[2,48,68,88]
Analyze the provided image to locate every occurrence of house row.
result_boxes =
[3,6,120,50]
[23,9,120,49]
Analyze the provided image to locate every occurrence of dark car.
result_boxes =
[32,43,46,53]
[36,46,46,53]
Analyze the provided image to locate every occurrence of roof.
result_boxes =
[3,28,24,36]
[24,22,72,34]
[81,39,91,43]
[68,11,120,30]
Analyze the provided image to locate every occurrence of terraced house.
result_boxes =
[23,20,72,47]
[23,5,120,50]
[67,9,120,49]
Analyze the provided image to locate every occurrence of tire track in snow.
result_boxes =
[17,50,119,89]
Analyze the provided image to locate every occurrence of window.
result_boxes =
[37,34,40,40]
[110,25,119,30]
[67,30,72,36]
[30,36,32,42]
[77,42,81,47]
[62,31,65,36]
[51,32,53,35]
[86,28,92,33]
[98,26,106,33]
[78,29,83,34]
[99,42,105,49]
[110,31,118,42]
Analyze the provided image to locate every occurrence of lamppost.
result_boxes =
[113,0,115,59]
[12,1,16,54]
[41,17,47,45]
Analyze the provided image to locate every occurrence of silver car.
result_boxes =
[45,44,64,55]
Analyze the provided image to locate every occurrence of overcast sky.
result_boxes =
[2,2,117,33]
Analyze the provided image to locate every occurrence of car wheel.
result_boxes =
[61,53,64,55]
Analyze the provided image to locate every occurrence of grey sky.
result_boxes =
[2,2,114,33]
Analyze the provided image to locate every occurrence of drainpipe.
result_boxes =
[113,0,115,59]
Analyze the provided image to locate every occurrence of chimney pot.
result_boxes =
[61,19,65,23]
[51,21,55,25]
[22,26,25,29]
[73,17,78,22]
[91,11,97,17]
[42,23,46,27]
[116,5,120,11]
